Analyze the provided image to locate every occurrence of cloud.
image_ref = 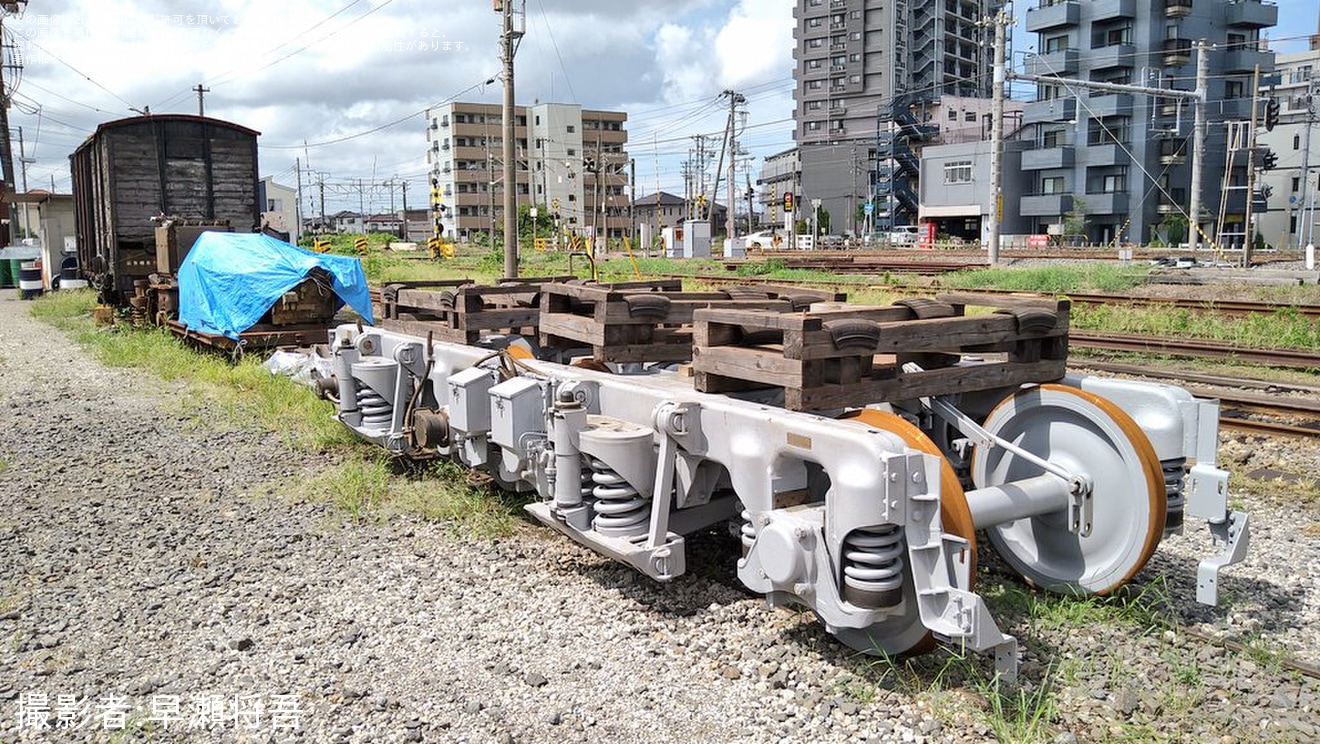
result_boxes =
[5,0,797,208]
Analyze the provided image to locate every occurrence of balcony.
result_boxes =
[1157,189,1188,214]
[1082,144,1127,167]
[1163,38,1193,67]
[1088,93,1134,118]
[1020,193,1073,217]
[1083,192,1130,214]
[1023,98,1077,124]
[1158,139,1187,165]
[1026,49,1079,76]
[1092,0,1136,20]
[1222,47,1275,74]
[1225,1,1278,29]
[1022,146,1075,171]
[1025,1,1079,32]
[1090,44,1135,71]
[1165,0,1193,18]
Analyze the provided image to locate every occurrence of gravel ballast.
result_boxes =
[1,288,1317,743]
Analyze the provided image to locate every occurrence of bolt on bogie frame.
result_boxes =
[329,324,1247,680]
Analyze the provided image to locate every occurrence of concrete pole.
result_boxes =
[500,0,519,278]
[1301,81,1317,250]
[1243,65,1261,266]
[987,10,1007,265]
[1188,41,1209,252]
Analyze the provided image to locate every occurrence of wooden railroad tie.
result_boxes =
[692,292,1070,410]
[538,281,846,364]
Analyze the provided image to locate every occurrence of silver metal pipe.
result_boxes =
[964,474,1072,530]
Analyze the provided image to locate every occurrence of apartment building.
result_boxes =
[425,102,629,241]
[1021,0,1277,245]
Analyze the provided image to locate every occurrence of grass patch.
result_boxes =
[298,456,527,536]
[1072,303,1320,351]
[30,291,354,452]
[941,264,1150,294]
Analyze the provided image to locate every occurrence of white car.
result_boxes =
[743,230,785,251]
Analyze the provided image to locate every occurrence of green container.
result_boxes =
[10,259,25,287]
[0,258,11,288]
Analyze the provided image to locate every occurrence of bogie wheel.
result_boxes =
[971,384,1166,596]
[837,409,978,657]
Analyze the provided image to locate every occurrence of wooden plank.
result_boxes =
[786,313,1069,361]
[692,346,806,387]
[595,298,791,324]
[694,308,821,332]
[380,318,471,343]
[937,292,1063,310]
[456,308,540,330]
[788,359,1069,410]
[540,313,608,346]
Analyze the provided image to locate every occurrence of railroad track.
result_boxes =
[1068,332,1320,370]
[672,274,1320,319]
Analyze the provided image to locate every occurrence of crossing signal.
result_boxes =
[1264,98,1280,132]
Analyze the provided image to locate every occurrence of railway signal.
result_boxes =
[1263,97,1280,132]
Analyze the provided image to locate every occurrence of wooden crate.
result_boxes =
[692,293,1070,410]
[538,281,844,363]
[379,279,549,344]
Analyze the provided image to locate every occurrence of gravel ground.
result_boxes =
[1,287,1317,743]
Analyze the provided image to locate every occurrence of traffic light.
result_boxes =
[1261,148,1278,171]
[1264,97,1280,132]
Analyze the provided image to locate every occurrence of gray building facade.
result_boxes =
[789,0,1001,234]
[1022,0,1277,246]
[1256,47,1319,250]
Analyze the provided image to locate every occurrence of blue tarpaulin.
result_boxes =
[177,232,374,339]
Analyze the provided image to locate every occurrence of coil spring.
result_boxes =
[841,525,905,609]
[356,387,394,428]
[579,455,596,503]
[739,509,757,557]
[1163,458,1187,531]
[589,457,648,537]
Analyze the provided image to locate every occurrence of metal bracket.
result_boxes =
[1069,487,1094,538]
[927,396,1079,486]
[1197,510,1249,606]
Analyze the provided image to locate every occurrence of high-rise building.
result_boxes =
[1256,48,1319,250]
[425,102,629,242]
[1020,0,1277,246]
[786,0,1001,234]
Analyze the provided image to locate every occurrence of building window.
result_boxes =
[1088,117,1129,146]
[808,38,824,48]
[948,109,958,120]
[1044,35,1068,53]
[1091,24,1132,49]
[944,160,973,184]
[566,125,575,133]
[1225,81,1245,99]
[807,17,822,27]
[1295,134,1302,150]
[1041,177,1065,194]
[1293,176,1301,192]
[1041,129,1063,148]
[964,111,976,122]
[808,80,823,90]
[808,59,822,69]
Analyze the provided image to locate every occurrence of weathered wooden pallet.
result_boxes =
[379,278,554,344]
[538,281,844,363]
[166,320,330,356]
[692,293,1070,410]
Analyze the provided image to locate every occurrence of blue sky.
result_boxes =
[6,1,1316,214]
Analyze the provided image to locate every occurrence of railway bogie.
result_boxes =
[327,298,1250,678]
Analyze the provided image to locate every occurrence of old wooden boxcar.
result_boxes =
[70,114,260,303]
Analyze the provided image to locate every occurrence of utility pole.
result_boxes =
[1242,64,1261,266]
[986,9,1008,265]
[0,1,26,245]
[295,156,304,238]
[401,180,409,241]
[193,83,209,116]
[498,0,523,278]
[726,91,745,242]
[318,174,326,231]
[1300,79,1317,250]
[629,157,636,244]
[1189,40,1209,252]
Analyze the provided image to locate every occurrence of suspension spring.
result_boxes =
[356,387,394,428]
[1163,458,1187,531]
[739,509,757,558]
[841,525,905,609]
[589,457,648,538]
